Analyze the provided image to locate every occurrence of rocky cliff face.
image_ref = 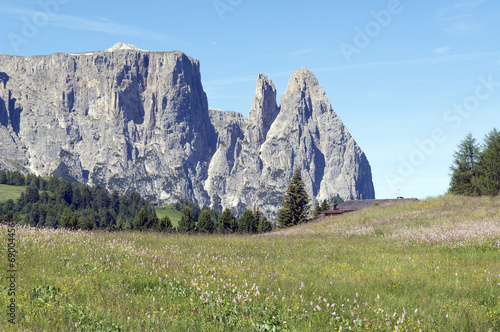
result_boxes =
[0,46,216,204]
[205,69,374,217]
[0,44,374,218]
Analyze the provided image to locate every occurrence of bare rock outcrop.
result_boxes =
[0,44,374,218]
[205,69,374,217]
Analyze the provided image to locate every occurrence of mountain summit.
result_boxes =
[106,42,148,52]
[0,47,374,218]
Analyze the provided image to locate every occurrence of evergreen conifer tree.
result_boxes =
[475,129,500,195]
[257,216,272,233]
[216,208,236,234]
[197,210,214,234]
[320,199,330,212]
[449,133,480,196]
[277,167,311,228]
[238,210,255,233]
[77,215,94,230]
[178,206,196,233]
[145,211,159,231]
[252,208,261,234]
[157,215,173,233]
[312,202,321,218]
[133,207,148,231]
[59,208,73,229]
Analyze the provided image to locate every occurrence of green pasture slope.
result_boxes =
[1,195,499,331]
[154,204,182,227]
[0,184,26,202]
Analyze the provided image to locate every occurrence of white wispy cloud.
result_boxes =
[436,0,487,36]
[434,46,451,55]
[204,52,500,88]
[453,0,485,11]
[443,22,483,36]
[317,51,500,73]
[0,5,171,42]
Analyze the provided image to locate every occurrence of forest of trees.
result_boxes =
[449,129,500,196]
[0,170,274,234]
[0,170,156,231]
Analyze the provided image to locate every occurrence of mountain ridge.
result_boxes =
[0,44,374,218]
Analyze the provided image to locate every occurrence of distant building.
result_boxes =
[320,198,418,217]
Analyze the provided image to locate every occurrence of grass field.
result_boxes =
[1,195,499,331]
[154,204,182,227]
[0,184,26,202]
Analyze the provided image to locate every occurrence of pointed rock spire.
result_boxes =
[248,73,279,144]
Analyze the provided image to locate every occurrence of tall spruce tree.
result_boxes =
[277,167,311,228]
[157,215,173,233]
[257,216,272,233]
[312,202,321,218]
[133,208,148,231]
[475,129,500,195]
[197,210,214,234]
[178,206,196,233]
[449,133,480,196]
[216,208,235,234]
[238,210,255,234]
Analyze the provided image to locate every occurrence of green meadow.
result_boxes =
[1,195,499,331]
[0,184,26,203]
[154,205,182,227]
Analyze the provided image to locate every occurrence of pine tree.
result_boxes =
[26,185,40,204]
[145,211,159,231]
[448,133,480,195]
[133,207,148,231]
[77,215,94,230]
[475,129,500,195]
[238,210,255,234]
[197,210,214,234]
[178,206,196,233]
[216,208,235,234]
[257,216,272,233]
[59,208,73,229]
[229,212,239,233]
[312,202,321,218]
[320,199,330,212]
[252,208,261,234]
[277,167,311,228]
[157,215,173,233]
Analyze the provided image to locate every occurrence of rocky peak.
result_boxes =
[278,68,329,124]
[286,68,320,92]
[248,73,279,144]
[0,46,374,219]
[106,42,148,52]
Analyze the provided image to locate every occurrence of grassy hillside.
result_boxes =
[155,204,182,227]
[0,184,26,202]
[1,195,499,331]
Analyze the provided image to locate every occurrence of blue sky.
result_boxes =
[2,0,500,199]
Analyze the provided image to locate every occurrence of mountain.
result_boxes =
[0,43,374,218]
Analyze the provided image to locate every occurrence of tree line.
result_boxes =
[174,206,272,234]
[0,170,156,231]
[0,170,274,234]
[449,129,500,196]
[0,167,329,233]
